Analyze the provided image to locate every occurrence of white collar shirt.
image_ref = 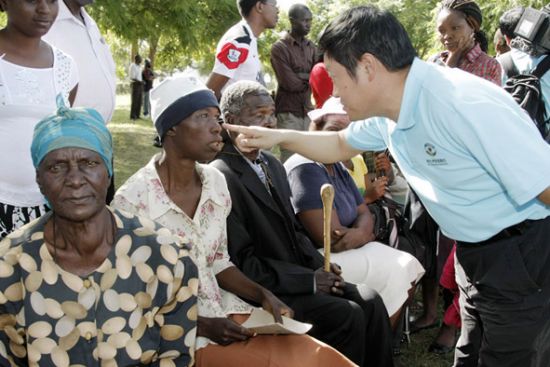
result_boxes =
[43,1,116,123]
[212,20,264,94]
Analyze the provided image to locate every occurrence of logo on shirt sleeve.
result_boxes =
[217,43,249,70]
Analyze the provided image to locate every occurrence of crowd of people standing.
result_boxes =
[0,0,549,366]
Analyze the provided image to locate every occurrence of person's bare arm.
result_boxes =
[223,124,361,164]
[206,73,230,100]
[363,176,388,204]
[538,186,550,205]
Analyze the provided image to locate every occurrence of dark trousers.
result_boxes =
[282,283,394,367]
[454,216,550,367]
[130,81,143,119]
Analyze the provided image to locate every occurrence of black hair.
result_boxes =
[499,6,524,39]
[289,4,310,20]
[318,5,416,78]
[134,54,142,63]
[237,0,261,18]
[439,0,488,52]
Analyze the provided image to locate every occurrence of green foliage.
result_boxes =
[305,0,547,59]
[88,0,239,73]
[2,0,545,77]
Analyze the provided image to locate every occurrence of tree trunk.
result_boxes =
[131,40,139,60]
[148,36,159,67]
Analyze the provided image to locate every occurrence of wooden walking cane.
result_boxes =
[320,184,335,272]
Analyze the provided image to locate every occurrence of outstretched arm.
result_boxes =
[223,124,361,164]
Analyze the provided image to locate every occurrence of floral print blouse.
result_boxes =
[0,209,198,367]
[113,155,252,350]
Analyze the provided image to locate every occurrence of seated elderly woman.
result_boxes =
[284,98,425,327]
[112,76,355,367]
[0,101,199,366]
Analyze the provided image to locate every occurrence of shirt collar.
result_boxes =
[143,154,226,220]
[55,0,89,27]
[396,57,428,130]
[284,32,310,47]
[463,43,482,64]
[240,20,257,41]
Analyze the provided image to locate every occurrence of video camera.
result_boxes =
[513,5,550,56]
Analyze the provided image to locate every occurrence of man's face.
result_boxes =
[291,10,312,37]
[324,55,372,121]
[231,92,276,159]
[260,0,279,30]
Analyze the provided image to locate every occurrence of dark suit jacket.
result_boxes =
[211,143,324,296]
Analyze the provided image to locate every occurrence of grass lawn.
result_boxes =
[110,95,160,189]
[110,95,455,367]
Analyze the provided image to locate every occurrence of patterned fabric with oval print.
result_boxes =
[0,209,199,367]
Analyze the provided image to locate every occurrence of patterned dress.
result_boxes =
[0,209,198,366]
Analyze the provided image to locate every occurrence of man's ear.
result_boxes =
[224,111,236,125]
[359,53,378,82]
[254,1,264,14]
[164,127,177,137]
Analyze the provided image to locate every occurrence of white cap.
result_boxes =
[150,75,218,138]
[307,97,346,122]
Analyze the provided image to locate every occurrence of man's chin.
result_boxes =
[244,149,260,161]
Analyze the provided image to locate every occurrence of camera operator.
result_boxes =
[498,6,550,125]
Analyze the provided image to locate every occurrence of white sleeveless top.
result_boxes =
[0,45,79,207]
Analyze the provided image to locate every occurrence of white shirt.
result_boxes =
[43,1,116,123]
[212,20,263,94]
[0,47,79,207]
[129,62,142,82]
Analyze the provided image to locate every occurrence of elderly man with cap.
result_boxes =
[0,98,199,366]
[113,75,356,367]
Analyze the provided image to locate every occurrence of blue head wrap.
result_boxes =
[31,95,113,177]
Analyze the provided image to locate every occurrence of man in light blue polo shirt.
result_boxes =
[224,5,550,367]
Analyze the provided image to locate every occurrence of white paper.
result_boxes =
[241,308,312,335]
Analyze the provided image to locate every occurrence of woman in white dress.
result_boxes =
[0,0,79,238]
